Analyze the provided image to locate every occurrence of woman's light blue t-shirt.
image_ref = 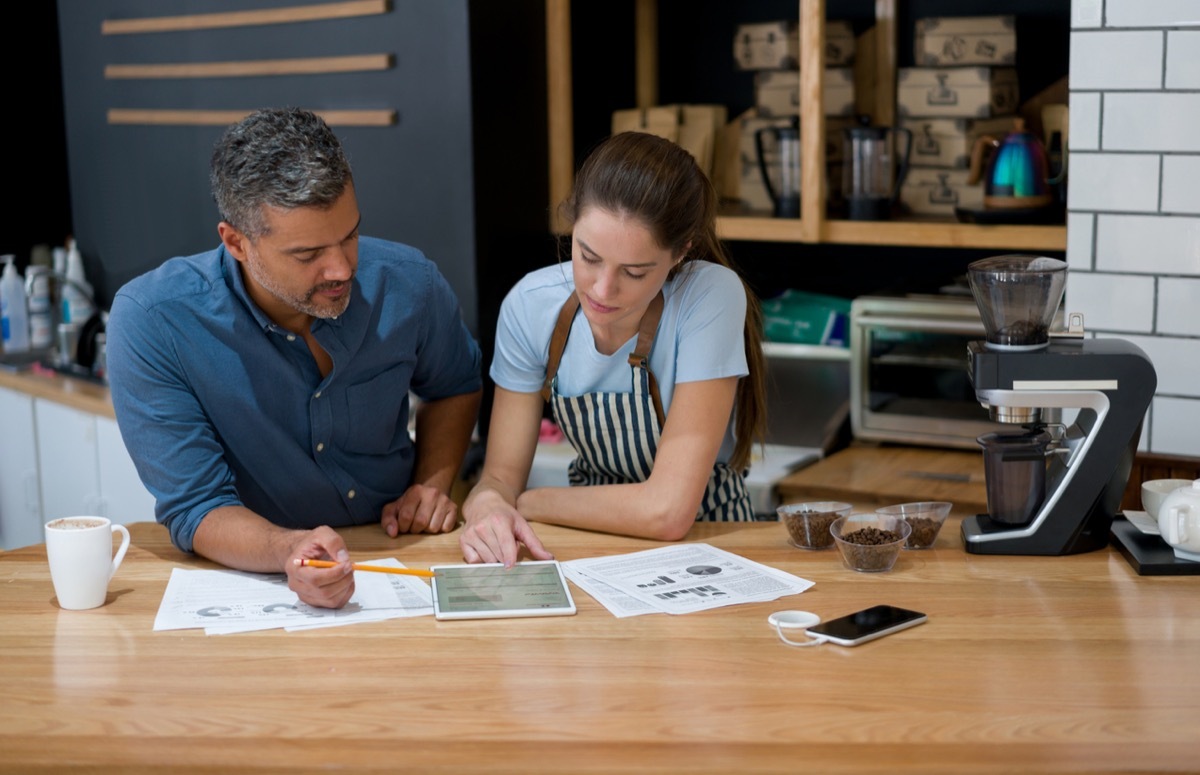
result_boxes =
[491,260,748,461]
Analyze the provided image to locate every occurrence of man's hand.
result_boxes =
[285,526,356,609]
[380,483,458,537]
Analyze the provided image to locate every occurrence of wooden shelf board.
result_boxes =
[107,109,396,127]
[101,0,388,35]
[716,213,1066,251]
[105,54,393,80]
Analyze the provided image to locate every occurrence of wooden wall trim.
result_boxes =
[101,0,389,35]
[106,109,397,127]
[105,54,393,80]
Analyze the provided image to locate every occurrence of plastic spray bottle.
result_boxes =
[1,254,31,354]
[61,238,95,325]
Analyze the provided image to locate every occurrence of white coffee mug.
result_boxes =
[45,516,131,610]
[1157,479,1200,562]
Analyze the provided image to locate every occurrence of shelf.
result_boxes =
[762,342,850,361]
[547,0,1068,255]
[717,213,1066,251]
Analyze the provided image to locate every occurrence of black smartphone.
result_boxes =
[804,605,927,646]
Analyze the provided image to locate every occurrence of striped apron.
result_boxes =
[540,292,754,522]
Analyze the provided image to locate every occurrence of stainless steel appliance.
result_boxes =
[961,255,1157,556]
[850,293,1014,449]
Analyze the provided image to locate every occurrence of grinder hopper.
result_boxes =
[967,255,1067,350]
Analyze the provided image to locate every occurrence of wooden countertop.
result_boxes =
[777,443,988,517]
[0,365,113,417]
[1,520,1197,774]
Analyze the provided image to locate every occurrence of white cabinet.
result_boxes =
[0,386,42,549]
[34,399,101,522]
[96,416,156,524]
[32,399,154,528]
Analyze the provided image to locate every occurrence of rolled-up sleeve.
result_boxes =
[106,293,243,552]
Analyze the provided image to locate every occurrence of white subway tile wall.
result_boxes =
[1071,0,1200,456]
[1151,397,1200,457]
[1095,215,1200,275]
[1069,31,1163,90]
[1104,93,1200,151]
[1072,0,1104,27]
[1165,31,1200,89]
[1067,272,1155,332]
[1125,335,1200,396]
[1107,0,1200,28]
[1069,92,1101,150]
[1157,276,1200,336]
[1161,155,1200,213]
[1067,212,1095,270]
[1068,153,1160,211]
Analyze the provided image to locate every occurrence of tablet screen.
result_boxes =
[430,561,577,620]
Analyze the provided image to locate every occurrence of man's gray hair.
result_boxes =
[210,107,353,238]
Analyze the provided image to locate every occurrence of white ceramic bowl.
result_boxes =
[1142,479,1193,520]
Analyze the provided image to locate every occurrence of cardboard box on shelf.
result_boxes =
[733,19,856,70]
[914,15,1017,67]
[897,67,1018,119]
[899,167,983,216]
[611,104,727,176]
[901,116,1018,168]
[755,68,856,118]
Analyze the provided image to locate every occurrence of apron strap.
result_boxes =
[627,292,666,428]
[542,291,667,429]
[541,293,581,403]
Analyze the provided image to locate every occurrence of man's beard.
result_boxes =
[244,255,353,319]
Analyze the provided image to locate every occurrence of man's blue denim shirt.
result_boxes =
[106,237,482,553]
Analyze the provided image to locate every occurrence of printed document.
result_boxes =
[153,558,434,634]
[563,543,813,617]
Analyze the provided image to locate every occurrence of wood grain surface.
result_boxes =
[1,520,1196,774]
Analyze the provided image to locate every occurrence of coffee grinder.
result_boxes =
[961,255,1157,555]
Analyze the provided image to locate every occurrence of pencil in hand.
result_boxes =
[295,558,437,578]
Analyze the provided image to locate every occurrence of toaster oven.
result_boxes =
[849,294,1011,450]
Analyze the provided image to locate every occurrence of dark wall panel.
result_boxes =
[56,0,480,332]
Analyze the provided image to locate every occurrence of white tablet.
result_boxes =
[429,561,577,620]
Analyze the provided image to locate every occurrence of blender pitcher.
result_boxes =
[755,119,800,218]
[842,123,912,220]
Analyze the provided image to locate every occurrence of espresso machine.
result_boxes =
[961,255,1157,555]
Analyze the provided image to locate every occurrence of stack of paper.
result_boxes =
[563,543,814,618]
[152,558,435,635]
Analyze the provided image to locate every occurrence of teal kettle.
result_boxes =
[967,118,1052,210]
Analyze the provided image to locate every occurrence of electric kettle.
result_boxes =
[967,118,1053,210]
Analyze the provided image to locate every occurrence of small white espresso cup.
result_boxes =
[44,516,131,610]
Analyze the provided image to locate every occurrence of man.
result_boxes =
[107,108,482,609]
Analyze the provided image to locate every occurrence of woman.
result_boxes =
[460,131,767,566]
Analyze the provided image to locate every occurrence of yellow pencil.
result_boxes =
[296,558,437,578]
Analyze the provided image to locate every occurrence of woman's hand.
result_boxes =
[459,490,553,567]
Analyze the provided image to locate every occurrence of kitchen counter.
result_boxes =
[777,443,988,517]
[0,363,113,417]
[1,519,1197,773]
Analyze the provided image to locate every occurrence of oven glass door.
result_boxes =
[851,297,1008,449]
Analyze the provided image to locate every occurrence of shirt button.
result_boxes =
[287,334,296,342]
[347,489,356,499]
[316,443,325,452]
[314,391,322,399]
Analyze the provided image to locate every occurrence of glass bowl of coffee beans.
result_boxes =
[830,513,911,572]
[777,501,853,550]
[875,501,952,550]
